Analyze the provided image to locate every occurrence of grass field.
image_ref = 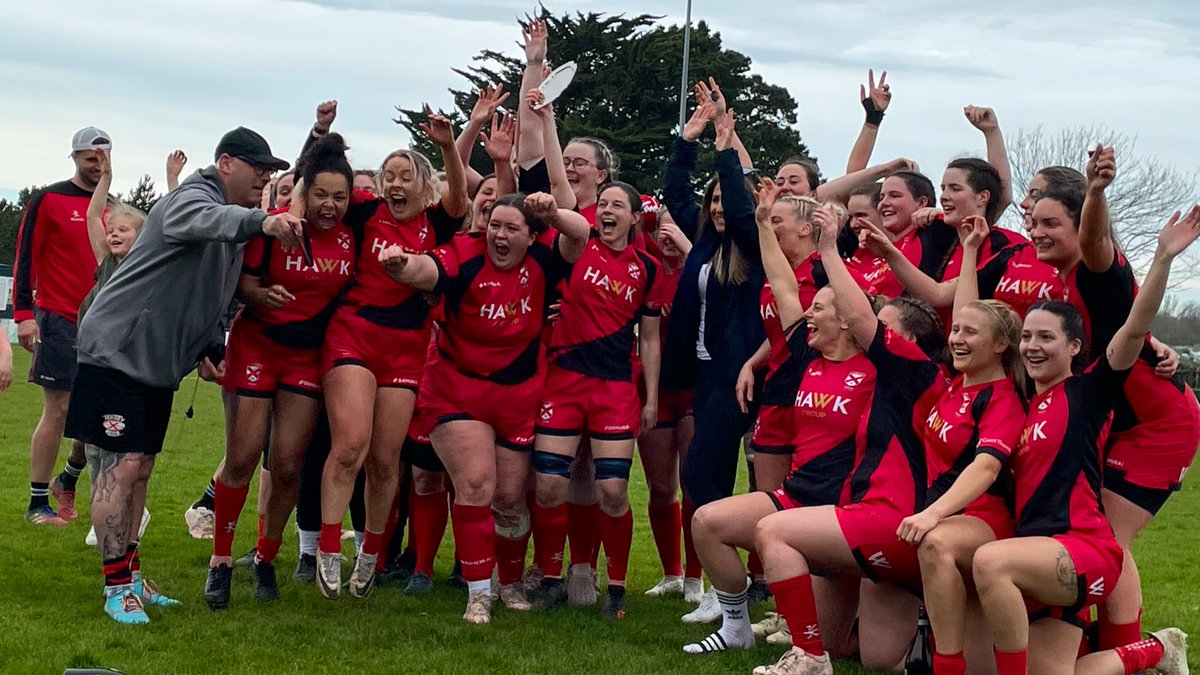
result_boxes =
[1,347,1197,674]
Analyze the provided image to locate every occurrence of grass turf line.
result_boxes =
[0,348,1196,673]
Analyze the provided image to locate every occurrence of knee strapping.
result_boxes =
[532,451,573,477]
[594,457,633,481]
[494,508,531,540]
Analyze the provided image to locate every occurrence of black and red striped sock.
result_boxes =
[125,543,141,577]
[103,556,132,587]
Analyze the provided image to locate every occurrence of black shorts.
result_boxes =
[29,309,78,390]
[1104,470,1174,516]
[66,363,175,455]
[402,437,445,472]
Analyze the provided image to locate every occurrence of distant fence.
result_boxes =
[1182,363,1200,393]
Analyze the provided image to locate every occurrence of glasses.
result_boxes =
[563,157,595,170]
[236,157,275,179]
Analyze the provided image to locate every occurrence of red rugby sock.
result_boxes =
[361,529,384,557]
[256,535,282,564]
[411,490,449,576]
[770,574,825,656]
[1115,638,1164,674]
[993,647,1027,675]
[495,530,531,586]
[1099,613,1143,651]
[531,502,568,579]
[933,651,967,675]
[747,550,765,579]
[598,508,633,585]
[319,522,342,555]
[682,498,703,578]
[567,502,599,568]
[450,504,494,582]
[648,501,683,577]
[212,480,249,559]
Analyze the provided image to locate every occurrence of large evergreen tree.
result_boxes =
[396,11,813,193]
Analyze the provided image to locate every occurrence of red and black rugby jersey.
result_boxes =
[12,180,98,323]
[975,242,1064,319]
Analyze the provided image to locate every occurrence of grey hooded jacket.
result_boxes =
[77,166,267,389]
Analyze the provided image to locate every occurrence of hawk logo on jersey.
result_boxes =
[540,402,554,422]
[795,390,851,415]
[761,301,778,322]
[337,232,352,251]
[844,372,866,388]
[926,408,953,443]
[628,262,641,280]
[245,363,263,384]
[868,551,891,568]
[479,297,533,323]
[1018,421,1048,448]
[582,266,637,302]
[996,276,1054,300]
[1088,578,1105,597]
[102,414,126,437]
[286,255,352,275]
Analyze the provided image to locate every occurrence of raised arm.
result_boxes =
[754,179,802,328]
[421,109,469,219]
[697,78,753,169]
[1107,206,1200,371]
[458,85,510,194]
[662,93,717,241]
[378,246,440,292]
[165,150,188,192]
[865,218,956,307]
[525,192,589,262]
[516,19,549,166]
[86,149,113,263]
[1080,144,1118,272]
[951,216,990,318]
[815,157,918,203]
[481,112,518,195]
[964,106,1011,217]
[715,111,760,265]
[527,89,576,209]
[816,206,879,346]
[846,69,891,173]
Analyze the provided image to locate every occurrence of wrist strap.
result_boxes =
[862,98,884,127]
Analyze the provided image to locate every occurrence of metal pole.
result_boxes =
[678,0,693,134]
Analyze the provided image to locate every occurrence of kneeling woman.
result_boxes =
[752,204,953,675]
[684,185,876,656]
[380,192,589,623]
[205,135,357,609]
[970,207,1200,675]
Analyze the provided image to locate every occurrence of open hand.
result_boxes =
[470,85,510,126]
[419,107,456,148]
[166,150,187,178]
[1156,205,1200,259]
[480,113,516,163]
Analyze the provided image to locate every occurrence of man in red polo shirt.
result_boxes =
[12,126,110,525]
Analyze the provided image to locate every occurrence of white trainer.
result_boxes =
[567,563,598,606]
[645,575,684,597]
[316,550,342,599]
[683,576,705,603]
[184,506,214,540]
[499,583,532,611]
[463,590,494,624]
[1151,627,1190,675]
[681,587,721,624]
[752,647,833,675]
[348,552,378,598]
[752,611,788,638]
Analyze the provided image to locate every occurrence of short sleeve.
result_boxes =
[242,235,268,275]
[429,238,464,293]
[428,202,465,245]
[975,246,1016,301]
[974,387,1026,463]
[1073,356,1133,415]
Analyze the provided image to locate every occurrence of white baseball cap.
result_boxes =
[71,127,112,153]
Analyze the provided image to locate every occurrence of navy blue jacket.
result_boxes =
[660,138,766,391]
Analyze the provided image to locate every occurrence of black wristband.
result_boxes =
[862,97,885,126]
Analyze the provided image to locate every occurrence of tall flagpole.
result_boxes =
[678,0,693,134]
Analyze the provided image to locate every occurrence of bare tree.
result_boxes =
[1005,124,1200,287]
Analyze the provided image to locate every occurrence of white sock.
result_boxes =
[683,588,754,653]
[298,530,318,556]
[467,578,491,595]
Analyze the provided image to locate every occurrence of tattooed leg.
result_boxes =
[973,536,1082,653]
[127,455,156,547]
[91,450,142,563]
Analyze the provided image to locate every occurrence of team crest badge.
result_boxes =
[246,363,263,384]
[338,232,352,250]
[844,371,864,388]
[540,402,554,422]
[1038,393,1052,412]
[102,414,127,438]
[958,392,971,415]
[628,263,641,280]
[519,264,530,286]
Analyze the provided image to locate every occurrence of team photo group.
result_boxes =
[5,13,1200,675]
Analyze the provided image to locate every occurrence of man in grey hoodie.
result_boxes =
[65,126,304,625]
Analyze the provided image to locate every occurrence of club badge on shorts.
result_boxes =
[103,414,127,437]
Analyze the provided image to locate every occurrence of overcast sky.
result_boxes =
[4,1,1200,289]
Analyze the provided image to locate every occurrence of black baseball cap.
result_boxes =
[214,127,290,171]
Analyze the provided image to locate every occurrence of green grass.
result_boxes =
[0,346,1197,674]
